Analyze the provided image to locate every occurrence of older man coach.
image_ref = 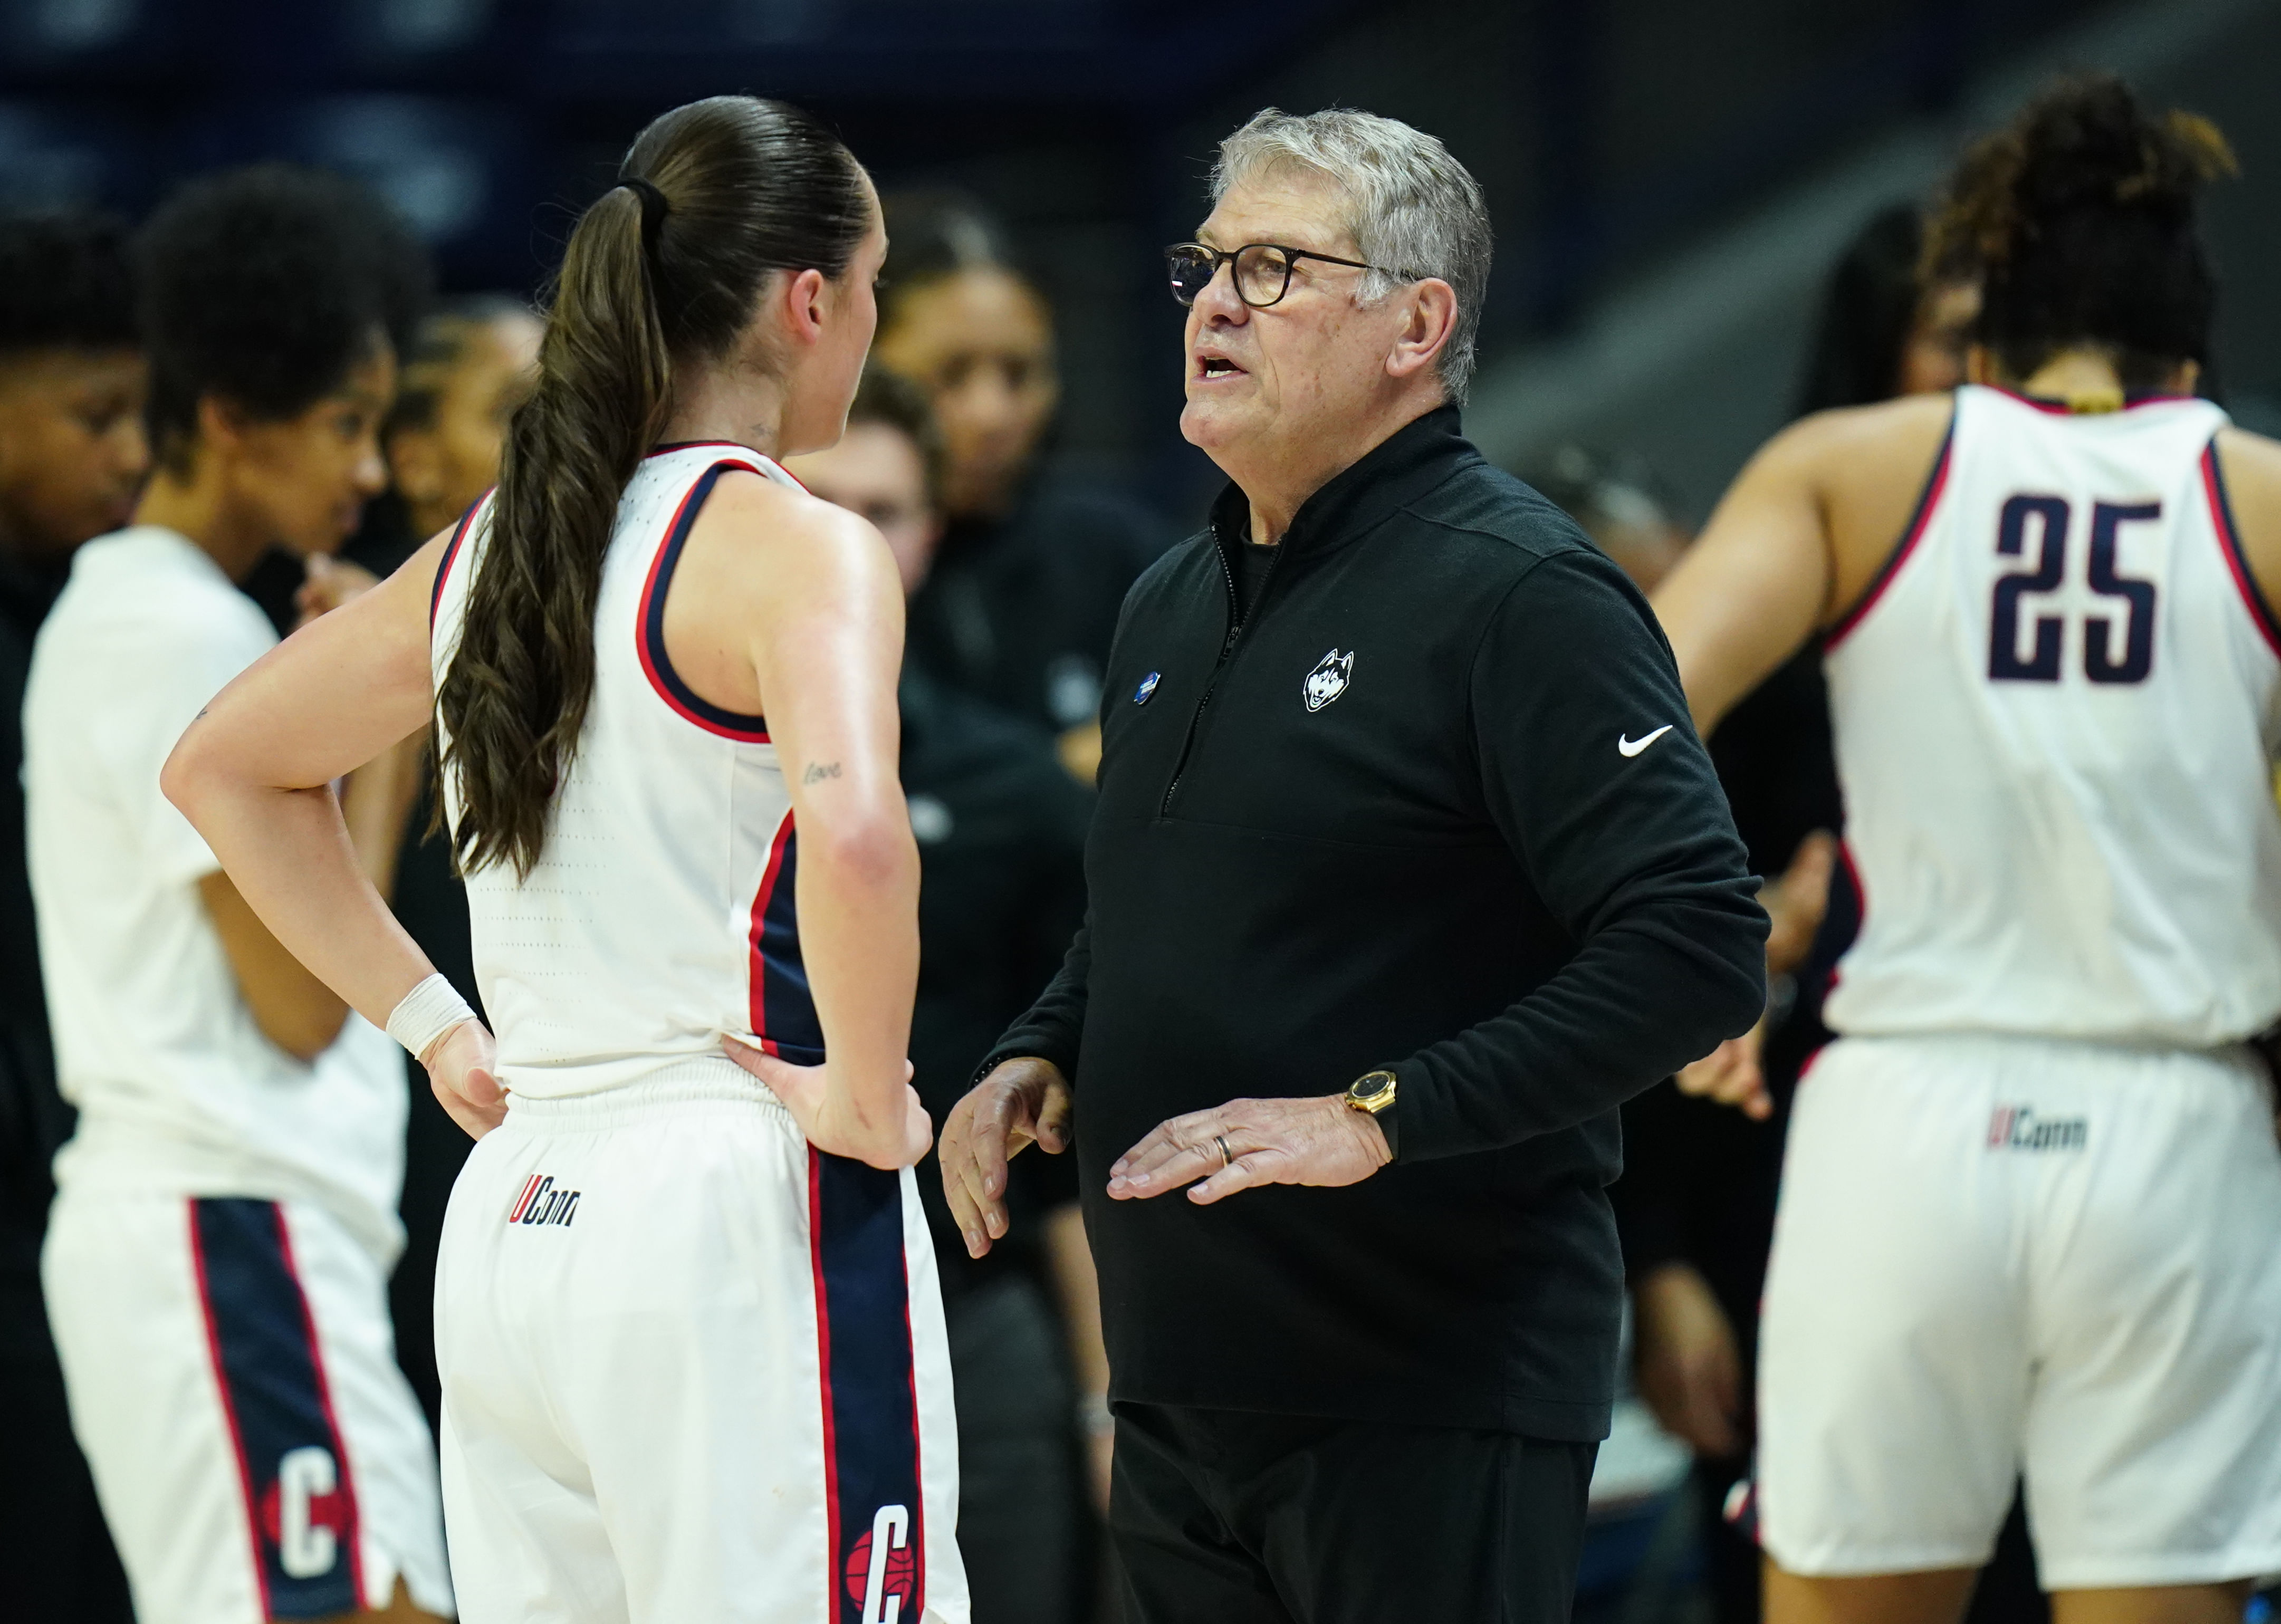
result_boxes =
[942,108,1766,1620]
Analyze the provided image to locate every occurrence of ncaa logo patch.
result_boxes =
[1134,670,1161,705]
[845,1503,919,1624]
[1303,649,1354,712]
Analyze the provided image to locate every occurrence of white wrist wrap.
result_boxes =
[387,973,476,1065]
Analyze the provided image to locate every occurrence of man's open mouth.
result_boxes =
[1197,355,1242,377]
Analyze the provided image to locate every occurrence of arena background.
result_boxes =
[6,0,2276,524]
[7,1,2281,1619]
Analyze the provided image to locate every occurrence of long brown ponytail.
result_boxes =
[437,96,870,878]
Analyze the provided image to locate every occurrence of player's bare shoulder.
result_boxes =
[1781,393,1956,613]
[679,463,897,615]
[704,465,886,568]
[2212,424,2281,602]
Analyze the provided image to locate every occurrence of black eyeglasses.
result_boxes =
[1164,241,1395,309]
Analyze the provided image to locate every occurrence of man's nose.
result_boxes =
[1192,260,1250,323]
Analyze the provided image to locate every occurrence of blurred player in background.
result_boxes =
[790,366,1103,1624]
[0,206,146,1624]
[1657,75,2281,1624]
[27,167,448,1624]
[874,195,1172,779]
[164,97,969,1623]
[381,297,541,550]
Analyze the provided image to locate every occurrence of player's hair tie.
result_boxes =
[619,175,670,253]
[387,972,478,1067]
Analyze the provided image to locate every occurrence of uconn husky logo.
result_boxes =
[844,1504,917,1624]
[505,1174,580,1227]
[1303,649,1354,712]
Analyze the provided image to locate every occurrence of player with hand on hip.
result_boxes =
[165,97,966,1624]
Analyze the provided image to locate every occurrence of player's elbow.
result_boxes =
[159,725,220,825]
[802,808,918,895]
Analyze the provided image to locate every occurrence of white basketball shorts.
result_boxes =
[435,1065,967,1624]
[1757,1033,2281,1589]
[42,1188,454,1623]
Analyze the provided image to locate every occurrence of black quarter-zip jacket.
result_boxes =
[985,406,1767,1439]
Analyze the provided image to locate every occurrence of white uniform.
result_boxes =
[1758,387,2281,1585]
[428,444,964,1624]
[26,527,452,1623]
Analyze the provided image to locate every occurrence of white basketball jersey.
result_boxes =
[430,443,823,1099]
[1822,385,2281,1047]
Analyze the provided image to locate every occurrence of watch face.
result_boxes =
[1354,1072,1395,1106]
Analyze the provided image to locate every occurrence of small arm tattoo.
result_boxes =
[802,761,841,785]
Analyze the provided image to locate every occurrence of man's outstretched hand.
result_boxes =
[941,1056,1074,1258]
[1108,1094,1390,1207]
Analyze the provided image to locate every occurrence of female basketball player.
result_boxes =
[162,97,967,1624]
[1655,76,2281,1624]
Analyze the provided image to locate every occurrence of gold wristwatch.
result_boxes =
[1345,1069,1400,1159]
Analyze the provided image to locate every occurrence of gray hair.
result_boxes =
[1212,108,1493,403]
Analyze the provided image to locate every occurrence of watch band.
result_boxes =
[1344,1069,1400,1160]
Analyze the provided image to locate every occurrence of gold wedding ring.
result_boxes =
[1215,1134,1233,1168]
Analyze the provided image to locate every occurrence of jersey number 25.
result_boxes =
[1989,493,2158,685]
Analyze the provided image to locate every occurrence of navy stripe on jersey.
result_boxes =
[747,813,825,1064]
[636,460,774,742]
[428,493,487,628]
[808,1153,926,1624]
[1826,412,1956,649]
[2203,441,2281,660]
[187,1200,363,1620]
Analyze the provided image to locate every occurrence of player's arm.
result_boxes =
[1649,417,1835,735]
[2213,427,2281,650]
[710,477,929,1172]
[163,532,504,1135]
[197,561,429,1063]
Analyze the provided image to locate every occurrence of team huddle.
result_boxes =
[9,60,2280,1624]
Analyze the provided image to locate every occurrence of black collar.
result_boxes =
[1207,403,1475,560]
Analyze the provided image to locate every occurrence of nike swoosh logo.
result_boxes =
[1618,725,1674,758]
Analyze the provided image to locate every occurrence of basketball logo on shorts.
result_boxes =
[506,1173,580,1227]
[262,1446,348,1580]
[844,1503,917,1624]
[1986,1104,2087,1151]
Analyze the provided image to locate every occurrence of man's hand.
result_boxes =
[941,1057,1073,1258]
[1632,1261,1743,1459]
[1108,1094,1390,1207]
[426,1018,506,1140]
[724,1038,932,1170]
[1676,1015,1771,1120]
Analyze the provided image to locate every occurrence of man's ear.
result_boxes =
[1387,278,1458,384]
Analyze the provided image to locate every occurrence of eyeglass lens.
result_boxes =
[1167,244,1296,309]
